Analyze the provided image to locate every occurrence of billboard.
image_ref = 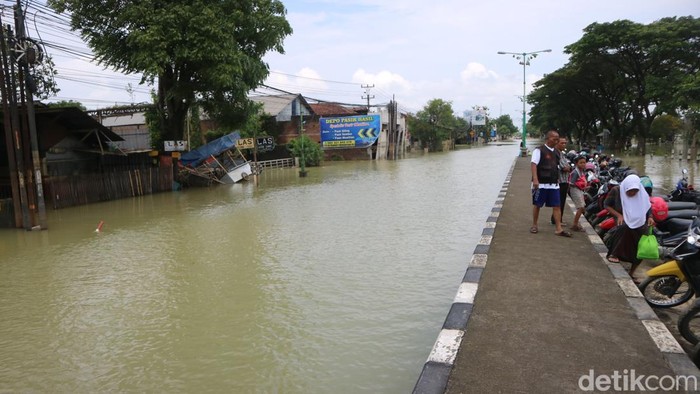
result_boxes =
[471,109,486,126]
[320,114,381,149]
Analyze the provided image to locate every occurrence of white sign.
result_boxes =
[164,140,187,152]
[471,109,486,126]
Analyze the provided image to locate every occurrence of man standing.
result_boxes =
[551,136,571,226]
[531,130,572,237]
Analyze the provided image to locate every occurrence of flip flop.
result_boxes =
[607,256,620,263]
[570,225,584,232]
[530,226,538,234]
[555,230,572,237]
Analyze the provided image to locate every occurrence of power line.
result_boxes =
[12,1,411,113]
[269,70,360,86]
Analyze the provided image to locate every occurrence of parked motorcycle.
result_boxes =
[639,219,700,309]
[676,220,700,344]
[679,300,700,345]
[669,168,700,203]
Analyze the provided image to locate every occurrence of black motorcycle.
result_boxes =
[674,219,700,344]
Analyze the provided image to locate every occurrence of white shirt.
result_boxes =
[531,145,559,189]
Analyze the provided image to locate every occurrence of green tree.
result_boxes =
[529,17,700,153]
[29,54,60,100]
[492,115,518,138]
[453,116,469,144]
[649,114,683,142]
[287,135,322,167]
[238,102,265,139]
[408,99,456,151]
[48,0,292,146]
[144,93,162,150]
[47,100,85,110]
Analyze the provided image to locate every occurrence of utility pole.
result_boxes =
[15,0,47,229]
[0,23,31,229]
[362,84,374,111]
[298,107,307,177]
[0,16,23,228]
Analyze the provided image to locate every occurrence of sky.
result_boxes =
[28,0,699,126]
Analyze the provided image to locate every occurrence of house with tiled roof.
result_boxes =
[308,103,364,117]
[249,93,314,144]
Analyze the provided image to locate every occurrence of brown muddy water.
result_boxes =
[1,144,520,393]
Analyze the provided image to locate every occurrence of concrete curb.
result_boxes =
[570,200,700,382]
[412,158,515,394]
[413,156,700,393]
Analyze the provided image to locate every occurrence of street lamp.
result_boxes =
[497,49,551,157]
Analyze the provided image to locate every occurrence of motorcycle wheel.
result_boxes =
[639,275,693,308]
[679,303,700,345]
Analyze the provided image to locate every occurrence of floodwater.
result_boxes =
[0,144,518,393]
[621,153,700,194]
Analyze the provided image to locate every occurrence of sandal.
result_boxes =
[607,256,620,263]
[530,226,538,234]
[570,224,584,232]
[555,230,572,237]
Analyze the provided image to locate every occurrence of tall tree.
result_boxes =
[491,114,518,138]
[408,99,456,151]
[529,17,700,153]
[48,0,292,144]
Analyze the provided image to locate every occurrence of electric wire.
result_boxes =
[8,0,413,113]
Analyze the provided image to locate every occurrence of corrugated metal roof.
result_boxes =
[250,94,298,116]
[36,106,124,142]
[100,113,147,127]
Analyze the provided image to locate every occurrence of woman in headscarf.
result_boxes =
[604,174,655,276]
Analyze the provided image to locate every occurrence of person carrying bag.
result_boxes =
[637,227,659,260]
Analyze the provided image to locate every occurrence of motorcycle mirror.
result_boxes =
[683,168,688,175]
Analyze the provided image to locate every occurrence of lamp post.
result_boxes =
[497,49,551,157]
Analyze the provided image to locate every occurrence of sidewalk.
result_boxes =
[414,155,700,393]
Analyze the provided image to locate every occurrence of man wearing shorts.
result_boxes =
[530,130,572,237]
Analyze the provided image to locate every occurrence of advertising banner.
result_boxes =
[320,114,381,149]
[164,140,187,152]
[471,109,486,126]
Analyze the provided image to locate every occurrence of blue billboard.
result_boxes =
[320,114,381,149]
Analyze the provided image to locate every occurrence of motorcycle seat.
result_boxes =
[667,201,698,210]
[664,209,699,220]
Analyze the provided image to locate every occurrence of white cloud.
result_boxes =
[460,63,499,81]
[44,0,698,117]
[351,69,412,93]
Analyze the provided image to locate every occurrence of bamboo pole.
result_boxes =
[137,169,143,195]
[128,170,135,196]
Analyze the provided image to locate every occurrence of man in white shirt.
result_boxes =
[530,130,572,237]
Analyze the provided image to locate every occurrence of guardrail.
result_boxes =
[251,158,295,173]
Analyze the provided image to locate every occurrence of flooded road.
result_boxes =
[0,144,519,393]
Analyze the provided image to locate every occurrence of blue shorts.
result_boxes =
[532,187,560,208]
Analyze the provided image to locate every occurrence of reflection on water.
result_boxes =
[611,153,700,195]
[0,144,518,393]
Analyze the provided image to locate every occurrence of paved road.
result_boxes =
[414,155,700,393]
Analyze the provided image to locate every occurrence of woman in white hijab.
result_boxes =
[605,174,655,277]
